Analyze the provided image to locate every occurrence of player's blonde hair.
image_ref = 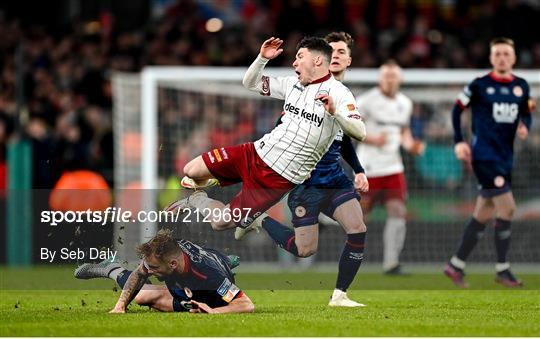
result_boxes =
[490,37,515,49]
[137,229,179,260]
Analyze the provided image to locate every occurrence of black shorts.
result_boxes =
[287,175,360,227]
[472,161,512,198]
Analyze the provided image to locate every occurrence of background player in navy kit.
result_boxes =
[236,32,369,307]
[75,229,254,314]
[444,37,533,288]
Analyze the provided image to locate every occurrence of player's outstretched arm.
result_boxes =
[109,263,149,313]
[189,293,255,314]
[242,37,283,92]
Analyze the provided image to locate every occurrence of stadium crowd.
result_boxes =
[1,0,539,189]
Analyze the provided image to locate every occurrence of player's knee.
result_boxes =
[500,203,516,219]
[297,245,317,258]
[183,161,196,178]
[134,291,154,306]
[352,221,367,233]
[387,202,406,218]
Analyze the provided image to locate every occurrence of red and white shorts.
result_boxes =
[360,172,408,212]
[202,142,295,227]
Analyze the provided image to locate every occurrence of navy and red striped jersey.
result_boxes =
[163,240,242,309]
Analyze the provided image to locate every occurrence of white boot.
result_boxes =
[328,289,366,307]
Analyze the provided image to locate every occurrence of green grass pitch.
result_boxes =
[1,267,539,336]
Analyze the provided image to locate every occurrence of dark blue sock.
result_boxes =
[455,218,486,261]
[262,217,299,257]
[116,269,132,288]
[336,232,366,292]
[494,218,511,263]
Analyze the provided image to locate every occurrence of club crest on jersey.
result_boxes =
[184,287,193,298]
[314,90,329,106]
[486,87,495,95]
[513,86,523,97]
[494,176,505,188]
[260,75,270,96]
[295,206,306,217]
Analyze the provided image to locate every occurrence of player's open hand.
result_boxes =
[517,122,528,140]
[260,37,284,60]
[189,301,217,314]
[454,142,471,164]
[315,94,336,115]
[354,173,369,192]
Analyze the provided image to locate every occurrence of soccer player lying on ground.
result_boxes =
[444,37,533,288]
[235,32,369,308]
[166,36,366,232]
[74,229,254,314]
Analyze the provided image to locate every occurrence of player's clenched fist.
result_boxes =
[315,94,336,115]
[454,141,471,163]
[260,37,284,60]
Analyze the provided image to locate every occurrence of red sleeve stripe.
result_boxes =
[233,291,244,300]
[456,100,466,110]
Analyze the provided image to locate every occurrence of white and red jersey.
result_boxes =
[251,72,360,184]
[355,87,412,177]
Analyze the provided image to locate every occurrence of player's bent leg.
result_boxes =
[183,156,215,182]
[294,224,319,258]
[134,287,175,312]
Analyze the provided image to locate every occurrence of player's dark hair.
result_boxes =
[490,37,514,49]
[137,229,179,260]
[324,31,354,55]
[296,36,332,64]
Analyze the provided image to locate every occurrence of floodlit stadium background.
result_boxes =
[1,0,539,269]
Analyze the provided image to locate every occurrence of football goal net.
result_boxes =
[112,67,540,268]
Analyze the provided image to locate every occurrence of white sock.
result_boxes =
[108,266,124,280]
[450,256,466,270]
[383,217,406,270]
[495,262,510,272]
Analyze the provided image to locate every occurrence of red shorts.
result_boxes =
[360,172,407,212]
[202,142,295,227]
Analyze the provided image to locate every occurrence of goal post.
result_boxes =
[113,67,540,268]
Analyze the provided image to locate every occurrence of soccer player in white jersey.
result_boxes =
[166,37,366,233]
[236,32,370,307]
[355,60,424,275]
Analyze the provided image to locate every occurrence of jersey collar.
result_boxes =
[309,72,332,85]
[488,71,514,83]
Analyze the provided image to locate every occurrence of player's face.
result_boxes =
[328,41,351,75]
[143,254,174,279]
[379,65,402,97]
[490,43,515,74]
[293,48,317,86]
